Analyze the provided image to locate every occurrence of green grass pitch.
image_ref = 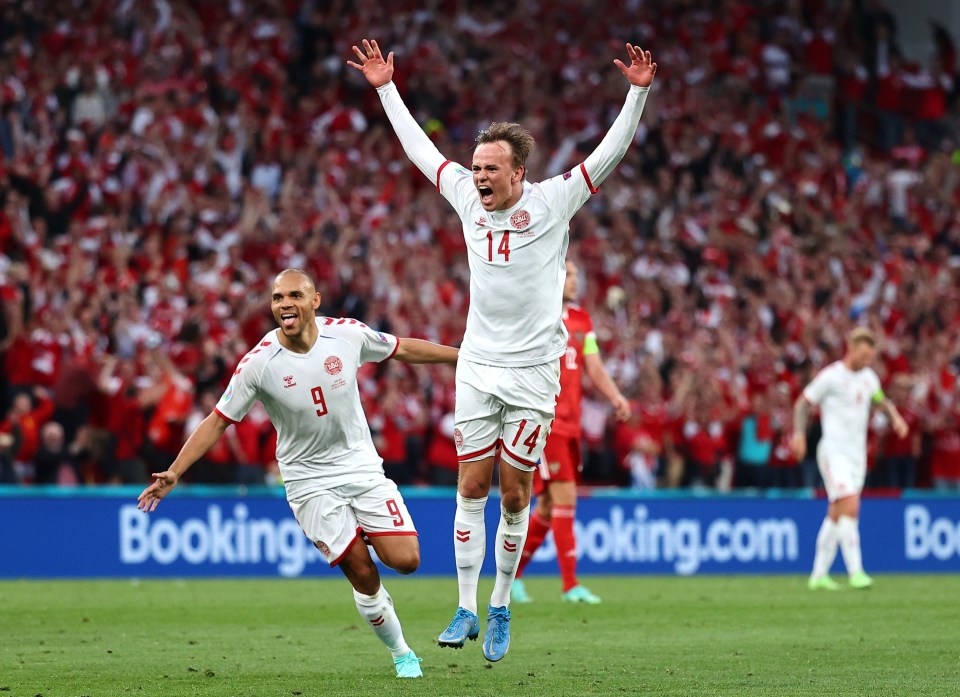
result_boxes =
[2,574,959,696]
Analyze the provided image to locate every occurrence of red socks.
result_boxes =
[515,510,551,579]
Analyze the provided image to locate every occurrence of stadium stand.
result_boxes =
[0,0,958,490]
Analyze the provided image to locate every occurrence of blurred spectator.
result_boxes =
[735,391,774,489]
[0,387,55,482]
[0,0,957,491]
[33,421,89,485]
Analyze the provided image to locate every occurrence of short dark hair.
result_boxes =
[475,122,534,169]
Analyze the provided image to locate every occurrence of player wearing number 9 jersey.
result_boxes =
[349,39,656,661]
[136,269,458,679]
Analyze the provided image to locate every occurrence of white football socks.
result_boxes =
[489,504,530,609]
[454,493,488,615]
[836,515,864,576]
[353,585,410,659]
[810,517,839,579]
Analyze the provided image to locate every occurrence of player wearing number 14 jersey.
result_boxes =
[350,39,656,661]
[137,269,458,679]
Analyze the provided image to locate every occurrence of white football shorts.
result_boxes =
[817,444,867,502]
[454,358,561,471]
[289,478,417,567]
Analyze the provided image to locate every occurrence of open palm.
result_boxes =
[347,39,394,88]
[614,43,657,88]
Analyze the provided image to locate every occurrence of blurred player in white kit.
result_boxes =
[349,38,656,660]
[137,269,458,679]
[791,328,908,590]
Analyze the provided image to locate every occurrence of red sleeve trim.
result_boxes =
[214,407,240,425]
[436,160,453,192]
[500,441,539,468]
[329,528,363,567]
[456,441,499,462]
[386,337,400,361]
[579,162,598,194]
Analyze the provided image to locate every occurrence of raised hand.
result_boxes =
[347,39,394,88]
[613,43,657,88]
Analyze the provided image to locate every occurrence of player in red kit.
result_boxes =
[511,260,631,604]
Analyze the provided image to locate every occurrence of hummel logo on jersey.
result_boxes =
[456,529,471,543]
[503,540,517,553]
[283,375,297,388]
[476,216,487,226]
[370,614,385,627]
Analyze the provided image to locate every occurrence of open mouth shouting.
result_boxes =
[477,184,495,208]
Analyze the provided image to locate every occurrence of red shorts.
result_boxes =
[534,433,581,495]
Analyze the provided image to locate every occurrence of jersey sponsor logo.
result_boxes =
[283,375,297,388]
[222,383,234,403]
[453,428,464,451]
[314,540,331,559]
[510,209,531,229]
[324,356,343,375]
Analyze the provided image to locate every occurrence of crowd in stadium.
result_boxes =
[1,0,959,491]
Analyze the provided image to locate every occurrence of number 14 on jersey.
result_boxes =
[486,230,510,262]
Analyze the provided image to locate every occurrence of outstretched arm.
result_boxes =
[393,338,459,365]
[348,39,448,183]
[136,412,231,511]
[581,44,657,189]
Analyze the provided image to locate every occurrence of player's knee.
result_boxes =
[457,477,491,500]
[393,549,420,575]
[343,560,380,594]
[501,487,531,512]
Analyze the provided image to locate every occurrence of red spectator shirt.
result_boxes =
[552,304,595,439]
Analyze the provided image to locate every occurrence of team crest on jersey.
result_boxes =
[283,375,297,388]
[324,356,343,375]
[510,209,531,229]
[550,461,561,474]
[453,428,464,451]
[314,540,331,558]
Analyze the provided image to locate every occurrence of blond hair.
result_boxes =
[847,327,876,347]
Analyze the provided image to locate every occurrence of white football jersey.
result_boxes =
[214,317,398,500]
[803,361,883,460]
[437,165,595,366]
[375,81,649,368]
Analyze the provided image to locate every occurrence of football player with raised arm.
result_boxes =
[791,328,908,590]
[349,38,656,661]
[511,259,631,605]
[137,269,458,679]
